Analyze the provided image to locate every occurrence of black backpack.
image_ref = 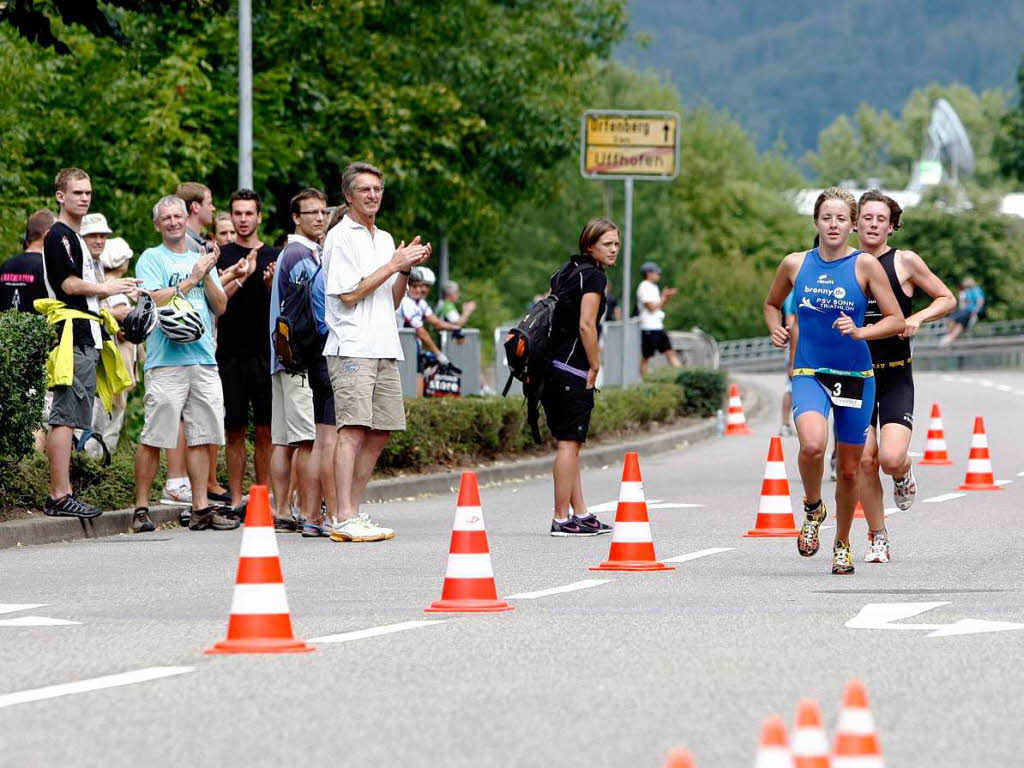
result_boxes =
[273,264,324,374]
[502,261,593,442]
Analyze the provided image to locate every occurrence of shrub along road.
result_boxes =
[1,372,1022,765]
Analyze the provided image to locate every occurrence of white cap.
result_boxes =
[100,237,133,270]
[80,212,113,236]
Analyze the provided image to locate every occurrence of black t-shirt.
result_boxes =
[216,241,280,361]
[549,256,607,371]
[0,251,47,313]
[43,221,104,347]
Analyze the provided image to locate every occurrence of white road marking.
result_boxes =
[997,385,1013,392]
[506,579,612,600]
[0,616,80,627]
[663,547,735,563]
[923,493,966,503]
[649,502,704,510]
[0,604,46,615]
[588,499,702,514]
[908,451,923,457]
[308,620,447,644]
[941,375,954,382]
[0,666,194,709]
[996,479,1012,486]
[846,602,1024,638]
[980,379,995,387]
[1016,471,1024,477]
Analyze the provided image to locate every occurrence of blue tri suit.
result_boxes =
[791,248,876,446]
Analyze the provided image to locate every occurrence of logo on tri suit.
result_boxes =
[902,412,913,426]
[817,274,834,285]
[833,287,846,300]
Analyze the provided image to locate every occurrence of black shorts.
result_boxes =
[218,354,272,428]
[308,357,336,426]
[951,307,973,328]
[871,365,914,429]
[541,368,595,442]
[641,329,672,359]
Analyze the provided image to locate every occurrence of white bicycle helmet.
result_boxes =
[157,294,204,343]
[409,266,436,286]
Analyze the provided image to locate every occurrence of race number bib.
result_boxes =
[813,368,867,409]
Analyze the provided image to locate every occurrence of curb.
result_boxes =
[0,377,766,549]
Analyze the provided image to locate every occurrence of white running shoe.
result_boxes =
[864,531,891,563]
[330,512,394,542]
[893,466,917,511]
[160,485,193,506]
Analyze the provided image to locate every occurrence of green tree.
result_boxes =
[995,56,1024,182]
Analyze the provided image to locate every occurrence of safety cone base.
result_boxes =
[743,527,799,537]
[726,424,753,435]
[956,482,1003,491]
[919,457,953,466]
[425,598,514,613]
[206,637,313,655]
[590,560,675,571]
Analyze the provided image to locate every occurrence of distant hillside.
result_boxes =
[616,0,1024,156]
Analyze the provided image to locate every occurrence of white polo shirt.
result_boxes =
[636,279,665,331]
[322,214,403,360]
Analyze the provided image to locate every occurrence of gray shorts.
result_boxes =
[326,356,406,431]
[140,365,225,448]
[48,346,100,430]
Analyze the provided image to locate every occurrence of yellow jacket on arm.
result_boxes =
[34,298,133,413]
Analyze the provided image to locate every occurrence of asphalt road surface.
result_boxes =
[3,371,1023,767]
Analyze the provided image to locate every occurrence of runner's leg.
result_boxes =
[834,442,864,545]
[858,426,887,532]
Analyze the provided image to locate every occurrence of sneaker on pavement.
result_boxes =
[330,514,392,542]
[797,500,827,557]
[44,494,102,519]
[178,508,192,527]
[301,521,327,538]
[160,486,193,506]
[550,517,598,537]
[131,507,155,533]
[864,530,891,564]
[832,540,855,574]
[188,507,240,531]
[224,500,248,523]
[574,513,612,535]
[893,465,917,511]
[208,488,232,505]
[274,516,300,532]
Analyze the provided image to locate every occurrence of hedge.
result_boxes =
[0,311,52,471]
[0,368,726,517]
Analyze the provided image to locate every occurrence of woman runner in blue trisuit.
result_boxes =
[764,188,905,574]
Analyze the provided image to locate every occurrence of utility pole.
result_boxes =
[238,0,253,189]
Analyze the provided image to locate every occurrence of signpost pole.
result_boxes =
[621,176,633,385]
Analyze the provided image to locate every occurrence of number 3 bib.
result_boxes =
[812,368,870,409]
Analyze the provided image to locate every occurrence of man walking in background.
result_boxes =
[636,261,682,375]
[216,188,280,511]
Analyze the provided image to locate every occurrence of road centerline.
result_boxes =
[663,547,735,563]
[308,620,447,644]
[0,666,194,709]
[505,579,613,600]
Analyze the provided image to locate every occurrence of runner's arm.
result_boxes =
[899,250,956,338]
[764,253,799,347]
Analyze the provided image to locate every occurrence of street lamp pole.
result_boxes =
[238,0,253,189]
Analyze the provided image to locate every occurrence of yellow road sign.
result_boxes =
[581,110,680,179]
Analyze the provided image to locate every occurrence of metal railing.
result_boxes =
[397,328,483,396]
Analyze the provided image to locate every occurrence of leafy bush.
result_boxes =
[674,369,728,417]
[0,311,52,471]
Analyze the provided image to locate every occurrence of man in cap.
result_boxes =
[636,261,681,375]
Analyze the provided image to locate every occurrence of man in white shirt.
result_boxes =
[636,261,681,375]
[322,162,430,542]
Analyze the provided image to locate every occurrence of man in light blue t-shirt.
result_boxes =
[132,194,237,533]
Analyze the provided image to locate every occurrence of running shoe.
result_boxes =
[550,517,598,537]
[274,516,300,532]
[780,424,795,437]
[797,500,827,557]
[301,521,328,538]
[864,530,891,564]
[208,488,232,505]
[832,540,855,574]
[188,507,240,531]
[178,508,191,527]
[574,514,613,535]
[131,507,155,533]
[44,494,103,519]
[160,485,192,506]
[330,513,393,542]
[893,466,917,511]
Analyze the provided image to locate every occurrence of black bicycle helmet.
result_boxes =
[121,291,158,344]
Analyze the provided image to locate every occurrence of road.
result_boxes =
[2,371,1023,767]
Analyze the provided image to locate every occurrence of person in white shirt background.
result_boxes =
[636,261,682,375]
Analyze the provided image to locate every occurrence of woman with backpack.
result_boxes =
[544,217,620,536]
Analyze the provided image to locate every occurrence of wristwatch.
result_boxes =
[400,270,411,276]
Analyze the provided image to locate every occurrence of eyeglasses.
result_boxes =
[352,186,383,196]
[298,209,327,217]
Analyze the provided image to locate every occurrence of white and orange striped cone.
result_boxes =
[665,747,696,768]
[591,452,675,571]
[833,680,883,767]
[745,436,800,537]
[853,501,865,520]
[792,699,830,768]
[919,403,953,466]
[956,416,1002,491]
[425,472,513,613]
[753,715,794,768]
[206,485,313,654]
[725,384,754,435]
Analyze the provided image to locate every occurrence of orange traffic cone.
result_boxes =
[591,452,675,571]
[725,384,754,435]
[665,747,696,768]
[956,416,1002,491]
[833,680,883,767]
[792,699,830,768]
[206,485,313,654]
[425,472,513,613]
[853,501,865,520]
[753,715,794,768]
[745,436,800,537]
[919,403,953,466]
